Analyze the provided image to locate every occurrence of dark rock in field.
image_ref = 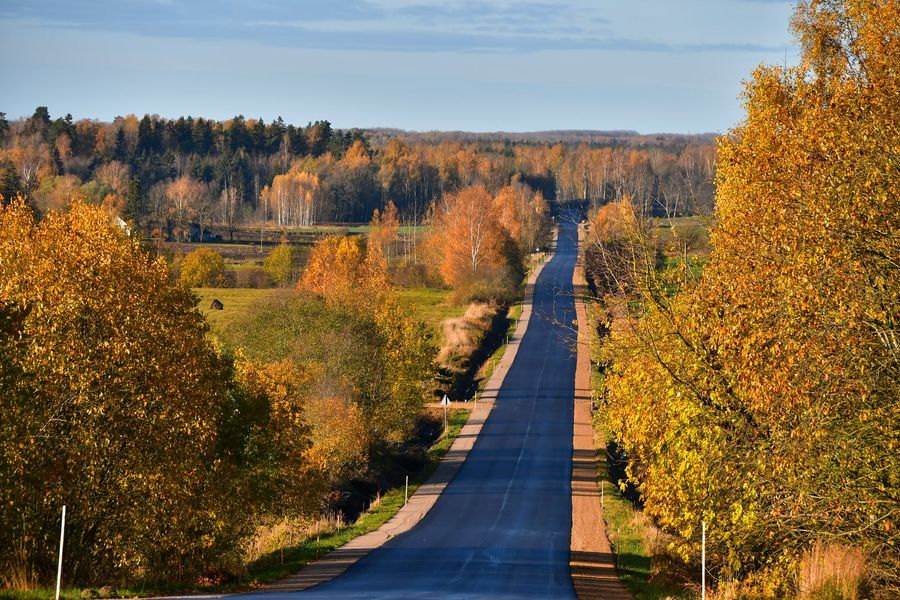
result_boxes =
[210,299,224,310]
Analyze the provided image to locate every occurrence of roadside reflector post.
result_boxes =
[405,475,409,505]
[56,505,66,600]
[701,520,706,600]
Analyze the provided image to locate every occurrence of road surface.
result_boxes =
[261,215,581,599]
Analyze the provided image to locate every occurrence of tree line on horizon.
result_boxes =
[0,107,715,242]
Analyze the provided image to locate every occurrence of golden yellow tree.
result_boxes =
[179,247,228,287]
[369,200,400,260]
[599,0,899,594]
[300,235,389,314]
[0,199,244,583]
[261,167,321,227]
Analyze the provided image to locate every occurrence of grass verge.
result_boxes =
[238,407,471,586]
[475,301,522,394]
[394,287,459,339]
[593,424,689,600]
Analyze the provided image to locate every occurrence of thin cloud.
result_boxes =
[0,0,784,54]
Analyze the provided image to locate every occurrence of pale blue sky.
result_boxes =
[0,0,798,133]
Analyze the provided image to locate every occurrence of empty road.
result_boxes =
[261,214,581,599]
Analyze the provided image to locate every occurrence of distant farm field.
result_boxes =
[194,286,460,337]
[193,287,276,331]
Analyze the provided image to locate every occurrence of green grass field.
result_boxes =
[395,287,459,337]
[194,286,461,337]
[193,287,276,331]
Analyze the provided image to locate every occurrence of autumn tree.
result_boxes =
[492,178,550,255]
[179,247,228,287]
[261,167,321,227]
[5,134,52,192]
[31,174,82,212]
[165,175,205,241]
[597,1,899,595]
[0,200,241,583]
[263,241,299,287]
[428,184,522,300]
[101,192,127,219]
[300,235,388,314]
[94,160,132,195]
[297,235,434,444]
[584,197,654,297]
[369,200,400,260]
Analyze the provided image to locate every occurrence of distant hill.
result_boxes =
[365,128,718,147]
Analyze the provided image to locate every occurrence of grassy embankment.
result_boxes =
[236,407,471,588]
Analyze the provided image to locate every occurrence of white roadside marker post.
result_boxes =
[56,505,66,600]
[701,520,706,600]
[441,394,450,431]
[405,475,409,505]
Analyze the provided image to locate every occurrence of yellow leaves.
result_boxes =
[299,235,389,314]
[0,198,244,581]
[596,0,900,591]
[262,242,298,287]
[262,167,321,226]
[178,247,228,287]
[368,200,400,259]
[303,395,369,477]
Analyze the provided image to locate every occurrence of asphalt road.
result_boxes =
[264,215,581,599]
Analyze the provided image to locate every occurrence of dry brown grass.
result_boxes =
[242,512,346,565]
[798,541,867,600]
[1,536,38,590]
[437,303,496,370]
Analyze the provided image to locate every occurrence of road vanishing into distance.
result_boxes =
[256,214,582,599]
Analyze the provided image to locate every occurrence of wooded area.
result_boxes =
[0,107,715,242]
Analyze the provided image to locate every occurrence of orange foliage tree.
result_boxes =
[300,235,388,313]
[369,200,400,260]
[428,185,511,291]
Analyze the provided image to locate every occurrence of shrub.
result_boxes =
[263,243,298,287]
[179,247,228,287]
